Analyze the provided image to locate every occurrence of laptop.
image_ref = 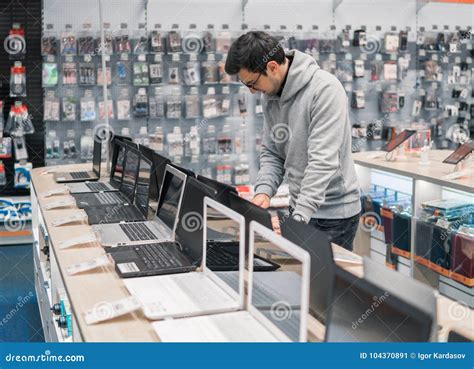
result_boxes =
[325,266,433,342]
[363,256,438,341]
[279,214,335,324]
[67,140,127,194]
[122,197,245,321]
[93,164,187,246]
[72,146,141,208]
[84,153,153,225]
[107,176,218,278]
[150,220,310,342]
[54,137,101,183]
[197,174,238,207]
[448,330,472,342]
[138,145,170,202]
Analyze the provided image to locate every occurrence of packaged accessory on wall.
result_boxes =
[168,53,180,84]
[424,60,441,82]
[150,27,164,53]
[149,87,165,119]
[184,87,200,119]
[321,59,336,75]
[0,137,12,159]
[336,58,353,82]
[95,30,113,54]
[44,91,60,121]
[42,61,58,87]
[218,56,236,83]
[133,60,149,86]
[183,56,201,85]
[399,30,408,51]
[351,90,365,109]
[168,29,182,53]
[62,90,77,121]
[115,53,130,84]
[0,162,6,186]
[78,26,95,55]
[202,54,218,84]
[97,63,112,86]
[352,29,366,47]
[149,54,163,84]
[132,88,149,117]
[338,29,350,52]
[65,130,77,158]
[117,88,131,121]
[98,91,114,120]
[383,61,397,80]
[424,89,439,111]
[353,59,365,78]
[448,32,461,54]
[14,162,32,189]
[398,93,405,109]
[133,27,149,54]
[45,130,59,159]
[412,100,422,117]
[79,60,96,86]
[42,29,57,56]
[422,32,438,51]
[13,136,28,161]
[381,89,399,113]
[115,28,131,54]
[370,59,383,81]
[216,29,232,53]
[236,87,247,116]
[202,87,219,119]
[5,103,34,135]
[10,63,26,97]
[62,61,77,85]
[60,29,77,55]
[80,90,96,122]
[221,86,231,115]
[166,88,182,119]
[7,24,26,60]
[397,56,409,81]
[384,33,400,53]
[203,25,215,53]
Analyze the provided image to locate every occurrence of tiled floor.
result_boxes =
[0,244,44,342]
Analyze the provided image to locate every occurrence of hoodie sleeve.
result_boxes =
[292,80,347,222]
[254,123,286,198]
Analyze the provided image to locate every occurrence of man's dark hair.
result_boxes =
[225,31,285,75]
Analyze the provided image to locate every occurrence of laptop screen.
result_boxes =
[135,156,152,217]
[121,148,140,203]
[92,138,102,176]
[156,167,186,231]
[111,143,127,185]
[152,152,170,201]
[325,267,432,342]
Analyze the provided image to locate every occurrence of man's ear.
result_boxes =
[266,60,279,74]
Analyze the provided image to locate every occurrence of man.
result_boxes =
[225,31,361,251]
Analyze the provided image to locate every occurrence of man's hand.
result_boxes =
[252,193,271,209]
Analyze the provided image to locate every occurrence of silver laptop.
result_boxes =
[67,140,128,193]
[150,219,311,342]
[54,138,101,183]
[93,164,187,247]
[123,197,246,320]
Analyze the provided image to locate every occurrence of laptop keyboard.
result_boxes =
[71,171,90,179]
[87,182,111,192]
[120,223,157,241]
[135,243,183,269]
[207,244,239,267]
[97,192,123,205]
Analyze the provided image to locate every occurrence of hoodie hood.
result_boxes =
[265,49,320,103]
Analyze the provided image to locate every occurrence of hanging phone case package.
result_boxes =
[149,88,165,119]
[168,31,182,53]
[97,66,112,86]
[10,65,26,97]
[353,59,365,78]
[78,34,95,55]
[117,89,131,121]
[0,101,4,133]
[425,60,441,82]
[79,62,96,86]
[14,162,32,189]
[115,32,131,54]
[383,61,397,81]
[44,92,60,121]
[42,62,58,87]
[96,32,114,54]
[384,33,400,53]
[98,100,114,120]
[13,136,28,161]
[80,92,96,122]
[397,57,409,81]
[184,90,200,119]
[62,94,77,121]
[42,35,57,56]
[0,137,12,159]
[183,61,201,85]
[202,58,218,84]
[62,62,77,85]
[60,31,77,55]
[150,30,164,53]
[5,104,34,135]
[166,90,182,119]
[132,88,149,117]
[133,62,149,86]
[216,31,232,53]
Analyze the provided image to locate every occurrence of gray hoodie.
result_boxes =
[255,49,361,221]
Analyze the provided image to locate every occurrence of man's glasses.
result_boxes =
[241,71,263,90]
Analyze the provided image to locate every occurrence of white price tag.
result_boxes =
[66,255,111,275]
[42,187,69,198]
[43,197,76,210]
[51,211,88,227]
[84,296,142,325]
[58,232,97,250]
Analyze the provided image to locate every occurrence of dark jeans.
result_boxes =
[308,214,360,251]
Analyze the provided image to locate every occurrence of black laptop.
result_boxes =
[84,151,153,225]
[72,146,141,208]
[197,174,238,207]
[139,145,170,202]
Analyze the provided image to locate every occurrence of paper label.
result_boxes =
[44,197,76,210]
[58,232,97,250]
[42,187,69,198]
[51,211,88,227]
[66,255,111,275]
[84,296,142,325]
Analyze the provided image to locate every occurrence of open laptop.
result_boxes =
[72,146,141,208]
[197,174,238,207]
[67,139,127,194]
[122,197,245,321]
[150,220,310,342]
[54,137,101,183]
[363,256,438,341]
[279,215,335,324]
[138,145,170,202]
[84,153,153,225]
[107,176,218,278]
[325,266,433,342]
[93,164,187,246]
